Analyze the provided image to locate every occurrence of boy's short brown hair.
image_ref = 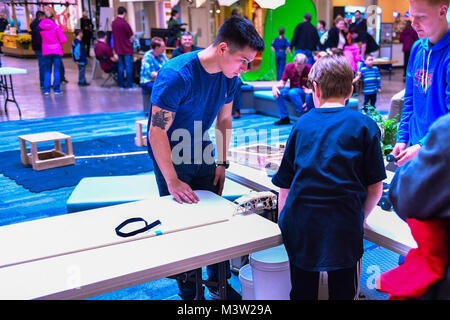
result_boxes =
[307,54,354,100]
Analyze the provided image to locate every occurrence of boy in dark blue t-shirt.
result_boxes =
[147,16,264,300]
[272,54,386,300]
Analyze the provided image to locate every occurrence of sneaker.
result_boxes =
[61,79,69,83]
[207,284,242,300]
[43,91,50,95]
[54,90,63,95]
[232,110,241,119]
[274,117,290,125]
[78,82,90,86]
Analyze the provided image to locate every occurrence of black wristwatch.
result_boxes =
[216,160,230,169]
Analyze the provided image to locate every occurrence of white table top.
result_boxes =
[0,191,282,299]
[0,67,27,76]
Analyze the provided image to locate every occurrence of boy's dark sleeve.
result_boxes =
[271,129,297,189]
[363,120,387,186]
[389,114,450,221]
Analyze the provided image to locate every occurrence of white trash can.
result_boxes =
[238,264,254,300]
[250,245,291,300]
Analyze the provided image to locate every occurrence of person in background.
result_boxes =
[271,27,291,80]
[317,20,327,50]
[140,37,168,115]
[94,30,118,74]
[290,13,320,65]
[271,53,312,125]
[325,16,348,51]
[168,9,185,47]
[171,31,202,58]
[30,11,45,89]
[350,10,367,37]
[9,17,21,31]
[71,29,89,86]
[112,6,135,89]
[0,13,8,32]
[354,54,381,109]
[80,11,94,57]
[39,10,66,95]
[272,54,385,300]
[392,0,450,167]
[399,20,419,80]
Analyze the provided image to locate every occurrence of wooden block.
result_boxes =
[134,119,148,147]
[18,132,75,171]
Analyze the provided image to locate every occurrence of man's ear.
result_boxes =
[216,42,228,56]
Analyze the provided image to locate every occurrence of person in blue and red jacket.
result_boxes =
[377,113,450,300]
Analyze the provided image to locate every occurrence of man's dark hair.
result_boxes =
[355,10,362,14]
[171,9,178,17]
[97,30,106,39]
[74,29,82,36]
[318,20,326,28]
[213,15,264,52]
[36,11,45,19]
[304,13,312,22]
[118,6,127,15]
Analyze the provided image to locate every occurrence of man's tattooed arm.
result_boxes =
[150,106,175,131]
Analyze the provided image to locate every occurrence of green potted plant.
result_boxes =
[364,105,400,156]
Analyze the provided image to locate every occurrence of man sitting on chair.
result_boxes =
[94,31,118,76]
[271,53,313,125]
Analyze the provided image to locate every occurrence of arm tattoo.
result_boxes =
[151,109,172,130]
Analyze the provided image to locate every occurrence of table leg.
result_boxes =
[194,268,204,300]
[218,261,227,300]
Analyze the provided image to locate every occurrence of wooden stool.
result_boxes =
[18,131,75,171]
[134,119,148,147]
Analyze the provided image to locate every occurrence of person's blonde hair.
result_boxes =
[294,53,307,65]
[44,10,54,19]
[307,54,354,100]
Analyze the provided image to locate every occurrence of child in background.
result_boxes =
[272,54,385,300]
[271,27,291,80]
[71,29,89,86]
[356,54,381,109]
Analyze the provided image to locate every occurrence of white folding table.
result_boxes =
[0,67,27,119]
[226,161,416,256]
[0,191,282,300]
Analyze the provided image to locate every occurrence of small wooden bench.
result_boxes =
[18,131,75,171]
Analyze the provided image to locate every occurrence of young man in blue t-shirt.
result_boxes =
[147,16,264,300]
[272,54,386,300]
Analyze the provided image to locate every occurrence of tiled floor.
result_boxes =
[0,54,406,122]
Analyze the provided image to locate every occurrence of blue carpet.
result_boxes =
[0,134,153,193]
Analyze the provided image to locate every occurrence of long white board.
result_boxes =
[0,191,236,268]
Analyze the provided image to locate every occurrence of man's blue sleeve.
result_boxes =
[151,67,186,113]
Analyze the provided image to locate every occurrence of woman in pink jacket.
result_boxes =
[39,11,66,95]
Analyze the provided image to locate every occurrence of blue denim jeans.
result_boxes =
[117,54,133,88]
[43,54,62,92]
[276,87,310,118]
[152,160,232,300]
[34,50,45,88]
[78,64,87,84]
[275,55,286,80]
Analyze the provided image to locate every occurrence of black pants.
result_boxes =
[289,263,359,300]
[403,50,411,77]
[363,93,377,108]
